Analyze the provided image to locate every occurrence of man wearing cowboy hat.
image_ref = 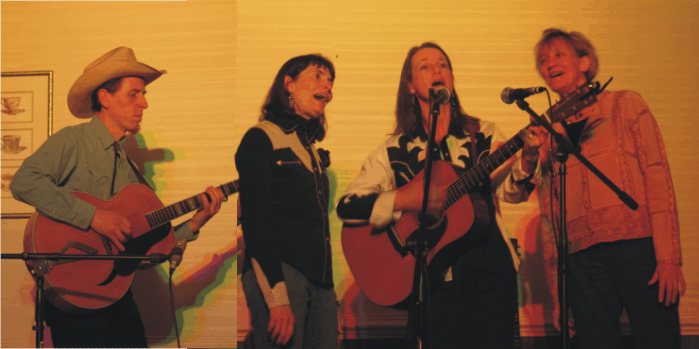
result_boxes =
[11,47,225,347]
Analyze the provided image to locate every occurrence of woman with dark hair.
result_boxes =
[236,54,337,349]
[534,28,684,349]
[336,42,543,348]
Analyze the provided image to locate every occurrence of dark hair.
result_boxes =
[90,77,125,112]
[261,54,335,141]
[534,28,599,82]
[394,42,478,138]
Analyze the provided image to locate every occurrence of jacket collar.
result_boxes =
[268,112,322,142]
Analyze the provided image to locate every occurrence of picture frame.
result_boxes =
[1,70,53,218]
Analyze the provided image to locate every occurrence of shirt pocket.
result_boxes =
[84,156,114,197]
[273,148,309,173]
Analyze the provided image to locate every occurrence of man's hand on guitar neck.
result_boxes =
[188,186,225,233]
[90,209,131,252]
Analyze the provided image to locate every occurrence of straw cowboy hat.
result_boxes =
[68,47,166,118]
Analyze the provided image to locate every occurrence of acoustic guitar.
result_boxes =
[23,180,239,312]
[341,83,600,306]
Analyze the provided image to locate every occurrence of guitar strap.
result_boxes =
[465,120,480,166]
[125,155,152,190]
[442,120,481,283]
[463,120,522,272]
[111,142,153,195]
[110,143,120,195]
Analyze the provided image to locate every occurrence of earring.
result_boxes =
[288,94,295,109]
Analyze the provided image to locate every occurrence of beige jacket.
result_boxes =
[540,90,681,265]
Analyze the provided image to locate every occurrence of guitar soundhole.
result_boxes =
[385,226,409,257]
[404,215,448,255]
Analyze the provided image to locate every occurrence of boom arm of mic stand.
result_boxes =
[515,99,638,210]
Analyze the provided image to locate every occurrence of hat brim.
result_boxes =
[68,61,164,118]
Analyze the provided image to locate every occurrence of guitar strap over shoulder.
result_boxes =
[111,142,152,195]
[126,157,152,189]
[465,120,480,166]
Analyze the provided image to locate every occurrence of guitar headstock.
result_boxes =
[545,81,602,124]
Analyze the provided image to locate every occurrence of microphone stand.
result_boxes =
[1,251,168,348]
[513,97,637,349]
[406,93,442,349]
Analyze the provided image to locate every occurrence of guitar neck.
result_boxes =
[145,180,239,229]
[445,131,526,207]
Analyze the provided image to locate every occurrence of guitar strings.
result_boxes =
[64,181,240,255]
[391,137,524,246]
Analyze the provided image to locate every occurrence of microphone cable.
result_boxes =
[169,266,182,348]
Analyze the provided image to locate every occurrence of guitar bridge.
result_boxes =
[52,241,100,265]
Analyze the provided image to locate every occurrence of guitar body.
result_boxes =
[23,183,175,312]
[342,83,602,307]
[341,161,492,306]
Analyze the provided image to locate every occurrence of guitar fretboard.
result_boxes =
[145,180,239,229]
[445,133,526,208]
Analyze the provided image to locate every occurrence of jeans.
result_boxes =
[243,263,338,349]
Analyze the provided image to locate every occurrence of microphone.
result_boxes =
[500,86,546,104]
[169,239,187,273]
[429,86,451,105]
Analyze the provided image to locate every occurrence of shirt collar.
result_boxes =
[268,112,321,141]
[88,117,119,150]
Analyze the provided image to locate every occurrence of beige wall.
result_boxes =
[3,0,699,347]
[235,0,699,340]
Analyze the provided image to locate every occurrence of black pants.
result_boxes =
[427,225,518,349]
[568,238,681,349]
[45,289,148,348]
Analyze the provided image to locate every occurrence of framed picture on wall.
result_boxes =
[1,70,53,218]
